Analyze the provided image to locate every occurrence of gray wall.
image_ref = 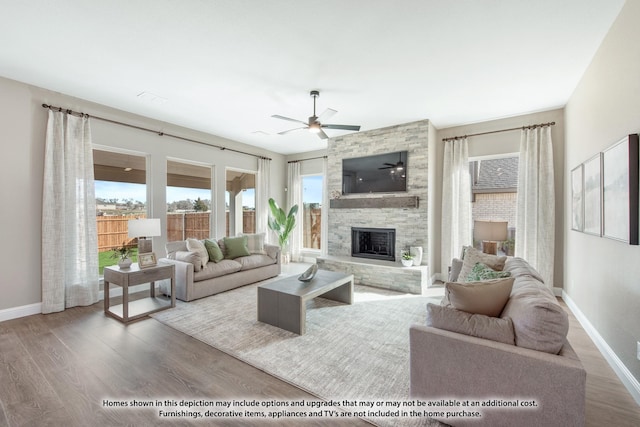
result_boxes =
[564,0,640,388]
[0,76,285,312]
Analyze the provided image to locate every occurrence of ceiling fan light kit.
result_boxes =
[271,90,361,140]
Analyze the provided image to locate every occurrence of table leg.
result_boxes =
[104,280,110,312]
[150,281,155,298]
[122,282,128,321]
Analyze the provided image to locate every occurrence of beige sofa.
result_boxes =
[159,238,281,302]
[410,256,586,427]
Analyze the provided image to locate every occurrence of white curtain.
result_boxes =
[287,161,302,261]
[321,156,329,256]
[441,138,472,277]
[42,110,99,313]
[256,157,271,241]
[516,126,555,287]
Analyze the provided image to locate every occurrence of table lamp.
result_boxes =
[474,220,508,255]
[128,218,161,254]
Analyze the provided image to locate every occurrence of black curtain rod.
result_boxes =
[442,121,556,142]
[42,104,272,161]
[287,155,327,164]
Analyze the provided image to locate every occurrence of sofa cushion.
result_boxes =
[504,257,545,284]
[236,254,277,271]
[175,251,202,272]
[458,247,507,282]
[186,238,208,268]
[242,232,266,254]
[204,238,224,263]
[426,303,515,345]
[444,277,514,317]
[194,259,242,281]
[466,262,512,282]
[223,236,251,259]
[501,276,569,354]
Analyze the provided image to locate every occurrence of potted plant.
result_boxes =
[267,198,298,263]
[112,241,132,269]
[401,251,414,267]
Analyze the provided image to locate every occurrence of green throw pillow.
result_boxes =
[223,235,250,259]
[204,239,224,263]
[466,262,512,282]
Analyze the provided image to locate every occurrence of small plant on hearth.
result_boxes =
[402,251,414,261]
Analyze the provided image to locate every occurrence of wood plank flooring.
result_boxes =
[1,294,639,426]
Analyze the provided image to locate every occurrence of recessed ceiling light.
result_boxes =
[124,167,133,172]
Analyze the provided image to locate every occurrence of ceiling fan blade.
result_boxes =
[317,108,337,123]
[322,124,361,131]
[378,166,392,170]
[278,127,307,135]
[318,129,329,140]
[271,115,308,125]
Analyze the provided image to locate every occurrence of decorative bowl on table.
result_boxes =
[298,264,318,282]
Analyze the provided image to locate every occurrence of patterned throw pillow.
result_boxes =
[466,262,512,282]
[204,239,224,263]
[457,247,507,282]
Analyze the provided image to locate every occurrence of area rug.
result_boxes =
[151,276,445,427]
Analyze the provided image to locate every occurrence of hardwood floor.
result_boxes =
[1,294,639,426]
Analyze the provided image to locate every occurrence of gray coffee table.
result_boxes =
[257,269,354,334]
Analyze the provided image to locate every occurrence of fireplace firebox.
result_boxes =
[351,227,396,262]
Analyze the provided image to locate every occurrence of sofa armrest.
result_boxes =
[264,243,281,264]
[410,324,585,427]
[158,258,194,301]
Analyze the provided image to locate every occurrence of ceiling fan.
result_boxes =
[379,152,405,171]
[271,90,361,140]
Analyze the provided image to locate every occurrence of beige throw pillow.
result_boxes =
[186,238,208,269]
[242,232,266,254]
[458,247,507,283]
[444,277,514,317]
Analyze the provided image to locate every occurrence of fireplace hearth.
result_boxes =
[351,227,396,262]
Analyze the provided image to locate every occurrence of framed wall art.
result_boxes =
[571,164,583,232]
[602,134,639,245]
[583,154,602,236]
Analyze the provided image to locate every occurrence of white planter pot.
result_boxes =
[401,258,413,267]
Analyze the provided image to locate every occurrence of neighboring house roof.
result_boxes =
[472,157,519,192]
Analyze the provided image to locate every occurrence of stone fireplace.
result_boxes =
[351,227,396,262]
[316,119,433,294]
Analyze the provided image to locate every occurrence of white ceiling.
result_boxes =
[0,0,625,154]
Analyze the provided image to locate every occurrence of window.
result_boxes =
[469,155,519,255]
[166,160,212,241]
[93,149,147,274]
[302,175,323,250]
[225,169,256,236]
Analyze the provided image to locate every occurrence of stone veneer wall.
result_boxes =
[327,119,430,263]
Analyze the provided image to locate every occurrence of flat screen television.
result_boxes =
[342,151,408,194]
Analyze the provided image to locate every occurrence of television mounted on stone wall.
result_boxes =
[342,151,408,195]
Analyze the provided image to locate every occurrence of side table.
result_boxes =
[103,262,175,323]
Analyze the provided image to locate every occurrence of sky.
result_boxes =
[95,175,323,207]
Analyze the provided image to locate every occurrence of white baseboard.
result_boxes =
[0,284,161,323]
[563,290,640,405]
[0,302,42,322]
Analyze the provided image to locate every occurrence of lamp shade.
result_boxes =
[474,220,508,242]
[128,218,161,238]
